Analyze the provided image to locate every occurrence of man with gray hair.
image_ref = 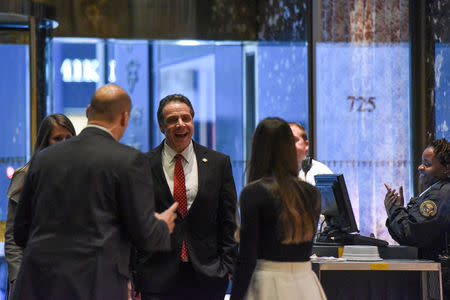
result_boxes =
[134,94,238,300]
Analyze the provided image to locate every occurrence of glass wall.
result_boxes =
[50,39,309,195]
[0,42,30,297]
[51,38,150,152]
[431,1,450,140]
[435,44,450,140]
[256,42,309,127]
[315,0,411,241]
[52,38,105,133]
[107,40,150,151]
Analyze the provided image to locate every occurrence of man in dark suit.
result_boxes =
[13,84,178,300]
[134,94,238,300]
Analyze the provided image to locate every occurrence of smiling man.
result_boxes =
[134,94,238,300]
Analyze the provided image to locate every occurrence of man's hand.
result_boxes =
[155,202,178,233]
[128,281,141,300]
[384,183,404,214]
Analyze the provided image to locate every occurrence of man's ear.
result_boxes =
[86,105,91,118]
[305,139,309,153]
[121,111,129,127]
[159,122,166,134]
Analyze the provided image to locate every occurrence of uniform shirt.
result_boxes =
[299,159,333,186]
[162,141,198,210]
[386,179,450,260]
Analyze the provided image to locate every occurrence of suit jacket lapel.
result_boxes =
[189,142,208,214]
[149,142,175,209]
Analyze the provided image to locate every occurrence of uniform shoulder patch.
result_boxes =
[419,200,438,217]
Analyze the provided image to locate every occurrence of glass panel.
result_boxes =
[256,42,309,128]
[435,44,450,140]
[432,1,450,140]
[0,42,30,297]
[52,38,150,151]
[51,38,105,133]
[106,40,150,152]
[151,41,245,192]
[315,0,411,242]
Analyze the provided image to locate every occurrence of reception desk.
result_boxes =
[311,259,443,300]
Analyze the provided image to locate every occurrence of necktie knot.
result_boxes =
[175,154,183,162]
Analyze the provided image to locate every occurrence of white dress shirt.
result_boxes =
[299,159,333,186]
[162,141,198,210]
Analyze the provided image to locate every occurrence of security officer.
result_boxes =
[384,138,450,298]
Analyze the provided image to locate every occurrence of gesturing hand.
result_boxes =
[155,202,178,233]
[384,183,404,214]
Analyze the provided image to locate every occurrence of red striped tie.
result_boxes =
[174,154,188,261]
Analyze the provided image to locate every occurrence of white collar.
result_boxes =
[419,180,441,197]
[163,140,195,163]
[86,124,114,138]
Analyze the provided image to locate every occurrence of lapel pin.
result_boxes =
[202,158,208,163]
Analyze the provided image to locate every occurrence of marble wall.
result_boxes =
[320,0,409,42]
[257,0,308,41]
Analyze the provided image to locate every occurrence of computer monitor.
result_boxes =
[314,174,358,236]
[313,174,388,246]
[314,174,389,247]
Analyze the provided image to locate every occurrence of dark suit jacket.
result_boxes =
[13,127,170,300]
[134,141,238,294]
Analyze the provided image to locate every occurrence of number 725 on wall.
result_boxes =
[347,96,376,112]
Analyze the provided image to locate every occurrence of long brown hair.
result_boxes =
[247,117,316,243]
[10,114,76,196]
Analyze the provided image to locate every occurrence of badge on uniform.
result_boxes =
[419,200,438,217]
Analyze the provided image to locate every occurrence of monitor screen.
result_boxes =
[314,174,358,235]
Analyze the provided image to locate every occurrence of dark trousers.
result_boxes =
[141,262,228,300]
